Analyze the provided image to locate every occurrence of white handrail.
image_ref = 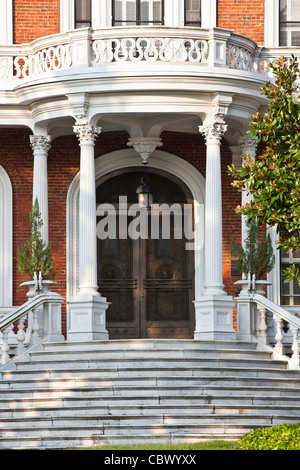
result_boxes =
[236,291,300,367]
[254,293,300,331]
[0,292,64,365]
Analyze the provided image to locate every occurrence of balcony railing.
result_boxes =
[0,27,290,85]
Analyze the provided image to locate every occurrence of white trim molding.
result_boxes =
[201,0,217,28]
[0,165,13,306]
[60,0,75,32]
[265,0,280,47]
[0,0,13,44]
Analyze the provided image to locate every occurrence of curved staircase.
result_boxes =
[1,338,300,449]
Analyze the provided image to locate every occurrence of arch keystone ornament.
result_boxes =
[67,121,109,342]
[194,121,236,341]
[127,137,163,164]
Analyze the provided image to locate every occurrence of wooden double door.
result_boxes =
[97,169,194,339]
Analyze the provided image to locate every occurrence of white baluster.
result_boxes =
[273,313,285,355]
[1,325,12,365]
[13,55,29,78]
[257,305,268,344]
[290,324,300,365]
[144,38,159,61]
[31,306,41,345]
[15,315,27,356]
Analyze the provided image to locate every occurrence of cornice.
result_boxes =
[11,68,268,107]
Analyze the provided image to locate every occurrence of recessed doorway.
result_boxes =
[96,168,195,339]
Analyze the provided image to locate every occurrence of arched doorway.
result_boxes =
[96,168,195,339]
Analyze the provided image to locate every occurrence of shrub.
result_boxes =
[238,423,300,450]
[17,198,55,281]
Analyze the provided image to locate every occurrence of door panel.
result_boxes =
[141,215,194,338]
[97,169,194,339]
[98,221,141,339]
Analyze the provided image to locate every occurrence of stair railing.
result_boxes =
[0,292,64,365]
[235,286,300,368]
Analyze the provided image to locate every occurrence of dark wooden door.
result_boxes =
[97,170,194,339]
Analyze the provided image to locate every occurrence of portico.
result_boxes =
[0,25,270,342]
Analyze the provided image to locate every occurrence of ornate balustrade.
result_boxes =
[0,27,287,85]
[0,291,64,366]
[236,290,300,369]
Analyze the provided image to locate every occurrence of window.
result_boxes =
[112,0,164,26]
[185,0,201,26]
[75,0,92,28]
[280,249,300,305]
[279,0,300,46]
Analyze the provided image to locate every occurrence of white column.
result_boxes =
[200,123,227,296]
[74,124,100,296]
[194,122,235,341]
[240,135,258,246]
[30,135,51,243]
[68,123,109,341]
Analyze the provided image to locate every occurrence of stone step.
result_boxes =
[0,338,299,449]
[12,356,288,372]
[0,426,255,450]
[3,365,297,383]
[42,339,258,352]
[0,414,295,434]
[0,403,299,419]
[1,374,300,390]
[1,392,300,409]
[29,346,274,362]
[1,384,300,402]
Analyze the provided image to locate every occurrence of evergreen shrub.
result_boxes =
[238,423,300,450]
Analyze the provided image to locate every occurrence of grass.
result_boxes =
[76,440,238,451]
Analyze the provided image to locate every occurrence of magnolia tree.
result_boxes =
[228,56,300,284]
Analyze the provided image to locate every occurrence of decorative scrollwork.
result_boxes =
[92,36,209,65]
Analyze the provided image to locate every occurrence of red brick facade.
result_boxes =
[217,0,265,45]
[11,0,265,46]
[13,0,60,44]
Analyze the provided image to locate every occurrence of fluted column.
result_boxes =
[194,122,235,340]
[73,123,100,296]
[240,135,258,245]
[199,123,227,296]
[68,122,109,341]
[30,135,51,243]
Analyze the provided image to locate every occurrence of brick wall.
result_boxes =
[12,0,266,46]
[13,0,60,44]
[217,0,265,45]
[0,129,241,335]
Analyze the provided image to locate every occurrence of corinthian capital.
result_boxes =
[30,135,51,153]
[73,124,101,145]
[240,135,258,158]
[199,123,228,144]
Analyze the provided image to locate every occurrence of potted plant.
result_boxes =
[231,218,275,295]
[18,198,56,297]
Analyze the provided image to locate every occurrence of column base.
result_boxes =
[67,294,109,342]
[194,295,236,341]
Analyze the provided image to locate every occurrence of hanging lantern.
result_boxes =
[136,174,153,208]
